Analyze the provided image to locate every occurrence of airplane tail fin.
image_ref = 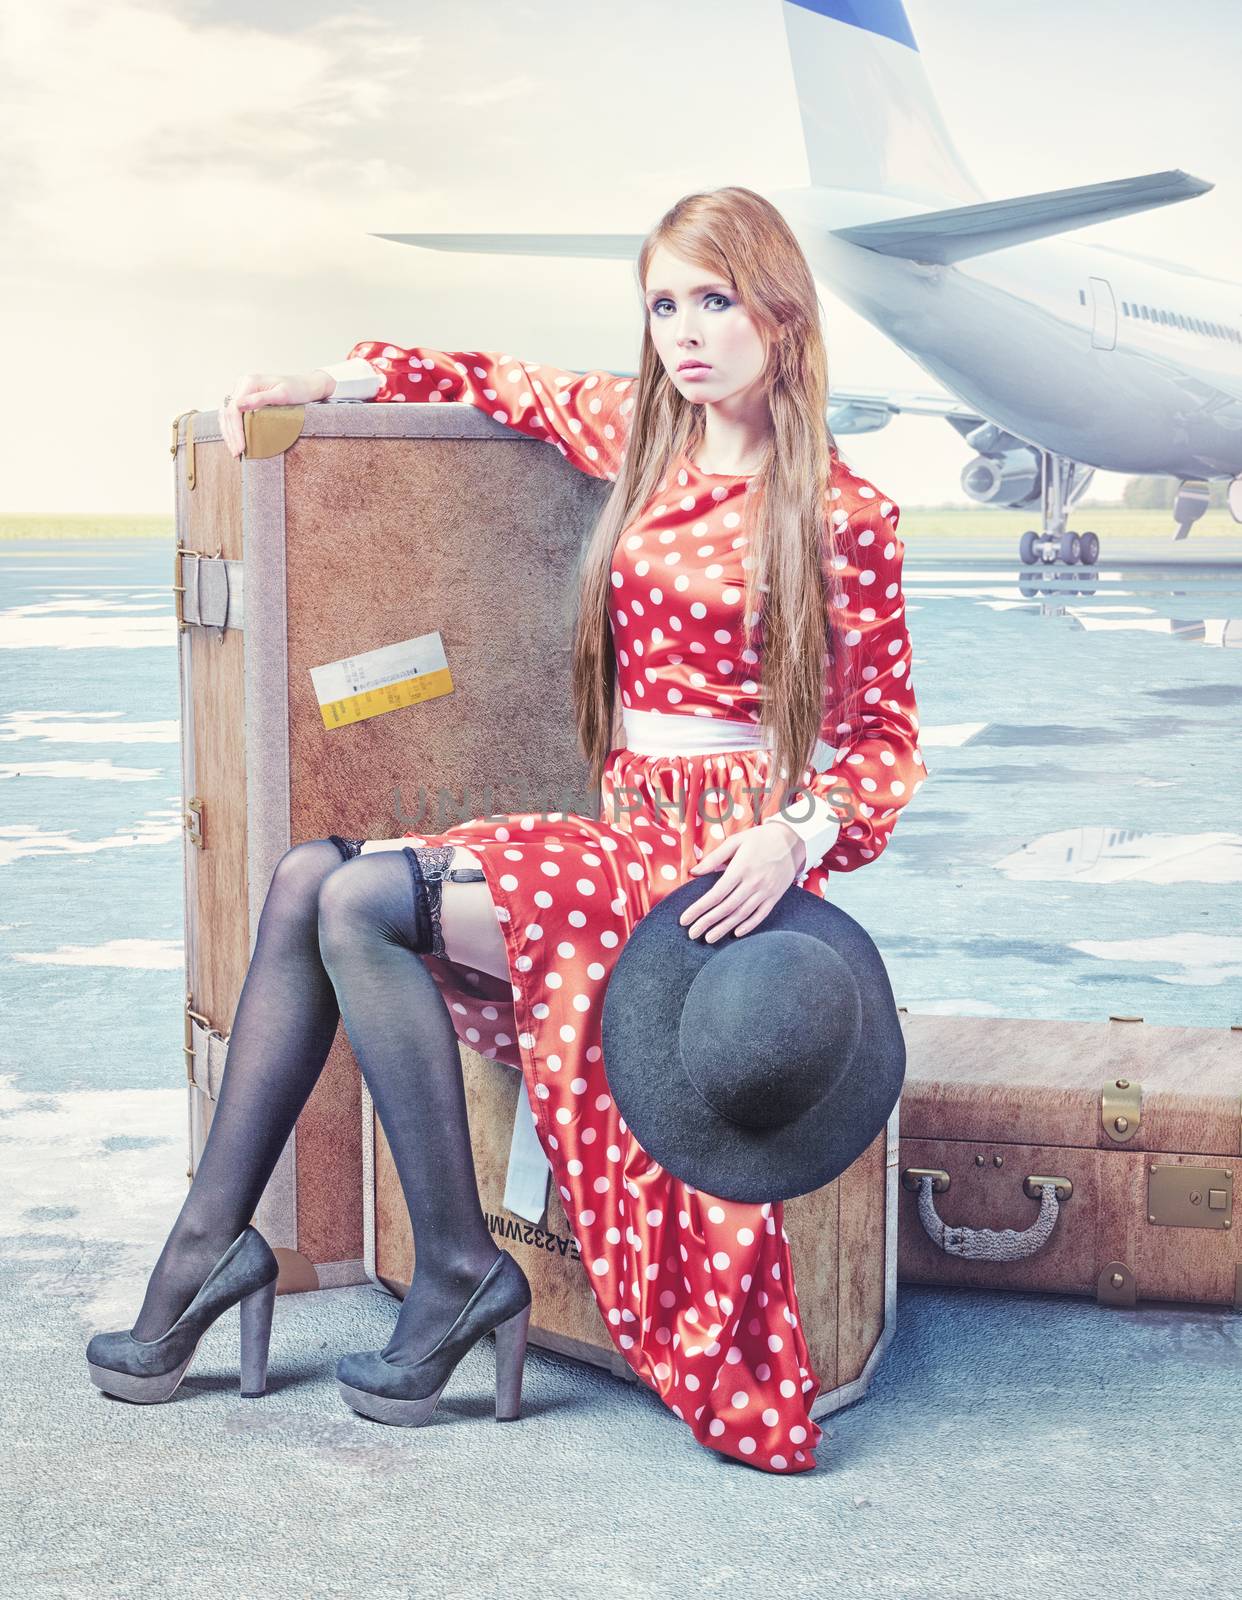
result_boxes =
[833,170,1214,263]
[780,0,985,206]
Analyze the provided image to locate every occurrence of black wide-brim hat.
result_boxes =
[601,874,906,1204]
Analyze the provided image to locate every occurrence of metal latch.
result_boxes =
[1101,1076,1141,1143]
[184,794,205,849]
[1147,1165,1233,1230]
[173,544,243,632]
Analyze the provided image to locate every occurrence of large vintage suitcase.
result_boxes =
[171,395,612,1292]
[897,1012,1242,1309]
[173,389,901,1411]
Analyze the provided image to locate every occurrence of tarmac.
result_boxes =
[3,1075,1240,1600]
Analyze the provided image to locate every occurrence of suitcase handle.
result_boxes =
[912,1174,1063,1261]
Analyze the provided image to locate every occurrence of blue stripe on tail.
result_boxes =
[785,0,918,52]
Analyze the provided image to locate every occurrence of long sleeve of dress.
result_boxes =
[316,343,633,481]
[772,496,929,875]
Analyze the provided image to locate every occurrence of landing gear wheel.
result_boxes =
[1019,530,1040,564]
[1059,531,1080,563]
[1078,530,1099,565]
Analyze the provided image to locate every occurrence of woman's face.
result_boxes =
[643,245,769,407]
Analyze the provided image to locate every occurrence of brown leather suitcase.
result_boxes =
[897,1012,1242,1309]
[172,394,610,1292]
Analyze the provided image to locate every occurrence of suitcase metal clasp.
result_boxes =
[1147,1164,1233,1230]
[1101,1076,1142,1143]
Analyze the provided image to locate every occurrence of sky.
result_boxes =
[1,0,1239,514]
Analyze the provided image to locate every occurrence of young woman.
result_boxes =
[87,185,928,1475]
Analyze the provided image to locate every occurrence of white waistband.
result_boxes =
[619,706,840,770]
[620,707,773,755]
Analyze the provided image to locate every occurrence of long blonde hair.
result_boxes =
[571,185,854,817]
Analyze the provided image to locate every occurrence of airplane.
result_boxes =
[365,0,1242,566]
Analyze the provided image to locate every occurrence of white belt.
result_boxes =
[620,707,774,755]
[620,707,840,773]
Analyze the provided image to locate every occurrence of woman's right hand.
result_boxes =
[220,370,335,458]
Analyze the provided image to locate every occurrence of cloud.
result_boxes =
[0,0,431,275]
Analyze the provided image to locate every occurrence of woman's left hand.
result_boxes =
[680,822,807,943]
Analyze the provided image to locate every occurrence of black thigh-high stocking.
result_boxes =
[315,850,501,1365]
[131,837,355,1341]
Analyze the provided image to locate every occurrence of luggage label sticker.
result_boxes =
[310,628,454,729]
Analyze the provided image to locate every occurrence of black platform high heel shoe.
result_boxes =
[336,1249,533,1426]
[85,1226,280,1404]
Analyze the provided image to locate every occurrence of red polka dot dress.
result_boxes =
[321,342,930,1474]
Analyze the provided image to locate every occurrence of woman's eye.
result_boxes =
[651,294,732,315]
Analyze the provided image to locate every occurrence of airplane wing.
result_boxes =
[826,387,985,439]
